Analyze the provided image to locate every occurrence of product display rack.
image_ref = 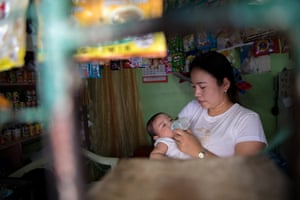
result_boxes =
[0,135,41,151]
[0,65,43,174]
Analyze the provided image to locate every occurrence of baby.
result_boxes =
[146,112,192,159]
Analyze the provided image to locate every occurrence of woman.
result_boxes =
[173,51,267,158]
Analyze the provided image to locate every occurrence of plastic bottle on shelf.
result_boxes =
[22,124,30,137]
[34,122,41,135]
[12,126,21,140]
[3,127,12,142]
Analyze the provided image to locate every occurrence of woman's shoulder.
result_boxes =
[232,103,260,118]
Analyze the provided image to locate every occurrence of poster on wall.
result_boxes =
[142,58,168,83]
[142,75,168,83]
[240,44,271,74]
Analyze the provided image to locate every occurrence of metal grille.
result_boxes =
[1,1,299,199]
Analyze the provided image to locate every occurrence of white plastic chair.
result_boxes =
[9,148,119,178]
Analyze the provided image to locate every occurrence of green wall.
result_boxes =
[240,53,290,140]
[137,53,291,141]
[137,69,193,122]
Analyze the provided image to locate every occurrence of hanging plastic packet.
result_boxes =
[78,62,102,78]
[72,0,166,61]
[32,0,44,62]
[74,32,167,61]
[72,0,163,26]
[0,0,29,72]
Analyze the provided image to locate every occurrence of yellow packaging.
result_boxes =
[73,0,166,60]
[72,0,163,26]
[74,32,167,61]
[0,0,29,72]
[33,0,44,62]
[0,95,11,110]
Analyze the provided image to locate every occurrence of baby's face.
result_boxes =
[153,114,174,138]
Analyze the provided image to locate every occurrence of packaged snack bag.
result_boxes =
[72,0,166,60]
[0,0,29,72]
[78,63,90,78]
[195,31,217,52]
[78,62,102,78]
[171,52,185,72]
[74,32,167,61]
[183,34,196,53]
[167,35,184,53]
[72,0,163,26]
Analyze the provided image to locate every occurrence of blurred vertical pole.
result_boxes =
[38,0,84,200]
[289,29,300,199]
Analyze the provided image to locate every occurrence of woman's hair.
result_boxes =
[146,112,166,137]
[189,51,239,103]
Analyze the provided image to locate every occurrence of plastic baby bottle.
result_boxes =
[170,118,191,131]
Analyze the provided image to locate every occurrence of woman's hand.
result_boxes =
[173,129,202,158]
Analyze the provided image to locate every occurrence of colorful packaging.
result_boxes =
[0,0,29,72]
[167,35,184,53]
[89,62,102,78]
[0,95,11,110]
[72,0,163,26]
[253,38,280,57]
[74,32,167,61]
[183,34,196,53]
[33,0,44,62]
[121,59,135,69]
[78,63,90,78]
[171,52,185,72]
[78,62,102,78]
[72,1,166,61]
[195,31,217,52]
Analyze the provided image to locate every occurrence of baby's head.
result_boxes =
[147,112,174,140]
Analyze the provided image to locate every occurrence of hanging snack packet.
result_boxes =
[33,0,44,62]
[72,0,166,60]
[78,62,102,78]
[78,62,90,78]
[74,32,167,61]
[171,52,185,72]
[0,0,29,72]
[72,0,163,26]
[167,35,184,53]
[195,31,217,52]
[89,62,102,78]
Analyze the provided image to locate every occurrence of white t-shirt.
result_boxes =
[154,137,192,159]
[178,100,267,157]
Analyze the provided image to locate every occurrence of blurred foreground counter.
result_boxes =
[87,155,292,200]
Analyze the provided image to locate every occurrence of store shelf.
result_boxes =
[0,134,42,151]
[0,82,36,87]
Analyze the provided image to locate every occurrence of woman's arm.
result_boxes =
[149,142,169,160]
[235,141,266,156]
[174,129,266,158]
